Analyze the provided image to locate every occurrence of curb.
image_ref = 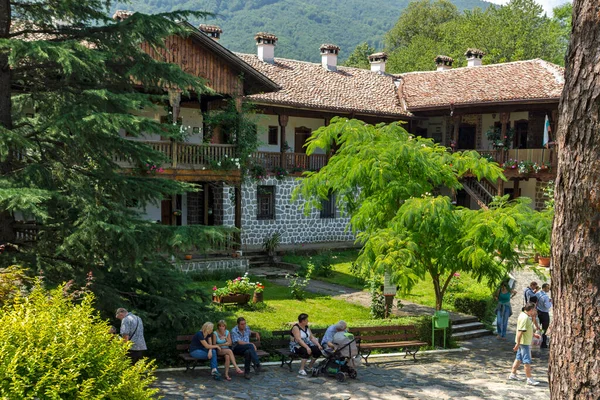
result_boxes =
[155,347,470,373]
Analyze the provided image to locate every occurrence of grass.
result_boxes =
[282,249,366,290]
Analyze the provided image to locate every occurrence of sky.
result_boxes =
[487,0,570,15]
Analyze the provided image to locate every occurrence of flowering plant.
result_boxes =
[271,166,288,181]
[518,160,534,174]
[212,273,263,296]
[502,159,518,169]
[140,162,164,176]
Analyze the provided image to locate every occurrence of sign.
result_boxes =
[383,271,397,296]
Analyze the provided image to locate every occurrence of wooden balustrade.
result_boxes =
[175,143,236,167]
[252,152,281,170]
[13,223,39,243]
[284,153,328,171]
[506,148,557,166]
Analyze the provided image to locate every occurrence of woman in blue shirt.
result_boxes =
[495,281,516,339]
[213,320,243,380]
[190,322,222,380]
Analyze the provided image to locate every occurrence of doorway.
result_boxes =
[458,124,476,149]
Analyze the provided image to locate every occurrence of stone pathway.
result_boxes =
[154,334,550,399]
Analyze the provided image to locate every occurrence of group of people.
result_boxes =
[189,317,262,381]
[190,313,349,381]
[494,280,553,387]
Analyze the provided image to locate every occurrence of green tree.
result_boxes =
[385,0,459,52]
[0,282,157,398]
[0,1,224,361]
[294,118,540,310]
[343,42,375,69]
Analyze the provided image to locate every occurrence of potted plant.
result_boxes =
[253,282,265,303]
[212,273,254,304]
[535,242,551,267]
[263,231,282,261]
[184,254,193,260]
[173,209,182,217]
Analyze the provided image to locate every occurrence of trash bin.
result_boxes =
[433,310,450,328]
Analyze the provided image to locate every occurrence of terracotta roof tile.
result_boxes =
[236,53,409,117]
[397,59,564,110]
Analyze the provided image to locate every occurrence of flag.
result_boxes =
[543,114,550,148]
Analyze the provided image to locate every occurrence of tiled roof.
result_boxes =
[397,59,564,111]
[236,53,409,117]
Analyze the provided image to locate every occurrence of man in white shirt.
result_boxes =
[536,283,552,349]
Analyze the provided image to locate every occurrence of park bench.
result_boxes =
[352,325,427,365]
[271,328,327,371]
[176,332,269,372]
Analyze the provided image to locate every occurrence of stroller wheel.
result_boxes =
[349,369,357,379]
[336,372,346,382]
[311,368,319,377]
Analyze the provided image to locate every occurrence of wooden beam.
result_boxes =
[278,114,289,169]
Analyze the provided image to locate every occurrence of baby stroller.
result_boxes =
[312,331,359,382]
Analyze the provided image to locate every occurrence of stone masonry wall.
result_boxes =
[534,180,552,211]
[239,176,355,247]
[178,258,248,274]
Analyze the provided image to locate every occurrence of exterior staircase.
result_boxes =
[462,177,498,210]
[451,316,494,340]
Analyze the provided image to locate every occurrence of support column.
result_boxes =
[278,114,289,169]
[513,179,521,200]
[234,185,242,249]
[500,112,510,163]
[452,115,461,149]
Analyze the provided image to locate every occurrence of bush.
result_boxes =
[453,292,495,323]
[0,284,157,399]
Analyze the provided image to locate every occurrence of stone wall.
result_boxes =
[178,258,248,274]
[534,180,553,211]
[239,176,355,247]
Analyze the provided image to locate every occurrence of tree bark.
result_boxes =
[0,0,12,131]
[549,2,600,399]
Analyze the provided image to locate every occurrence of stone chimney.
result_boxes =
[435,55,454,71]
[465,48,484,67]
[113,10,134,21]
[368,52,388,73]
[199,24,223,41]
[255,32,278,64]
[320,44,340,72]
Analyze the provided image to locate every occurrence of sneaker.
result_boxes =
[253,364,262,374]
[298,369,307,376]
[526,378,540,386]
[508,374,524,381]
[244,372,251,380]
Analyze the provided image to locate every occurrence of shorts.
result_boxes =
[292,344,322,359]
[515,344,532,364]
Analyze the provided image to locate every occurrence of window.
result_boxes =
[320,191,336,219]
[268,126,278,145]
[257,186,275,220]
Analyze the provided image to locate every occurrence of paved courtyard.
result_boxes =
[154,335,550,400]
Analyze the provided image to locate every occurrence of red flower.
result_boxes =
[213,286,217,291]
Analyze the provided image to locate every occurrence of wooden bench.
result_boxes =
[271,328,327,371]
[176,332,269,372]
[352,325,427,365]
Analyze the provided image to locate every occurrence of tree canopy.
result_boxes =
[294,118,546,309]
[0,0,224,360]
[385,0,571,73]
[342,42,376,69]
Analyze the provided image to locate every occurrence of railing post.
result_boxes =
[172,141,178,168]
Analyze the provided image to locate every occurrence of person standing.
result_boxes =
[231,317,262,380]
[494,281,516,339]
[536,283,552,349]
[509,303,541,386]
[115,308,147,364]
[523,281,538,305]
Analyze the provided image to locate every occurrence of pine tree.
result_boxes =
[0,1,225,361]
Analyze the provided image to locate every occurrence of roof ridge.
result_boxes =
[397,58,552,77]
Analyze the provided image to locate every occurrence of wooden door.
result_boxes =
[161,199,172,225]
[458,125,476,149]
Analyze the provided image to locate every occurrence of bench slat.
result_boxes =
[350,325,418,333]
[359,341,427,350]
[355,334,417,342]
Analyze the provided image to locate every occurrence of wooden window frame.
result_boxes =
[320,191,336,219]
[257,185,275,220]
[268,126,278,145]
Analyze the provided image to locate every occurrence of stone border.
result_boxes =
[177,258,249,274]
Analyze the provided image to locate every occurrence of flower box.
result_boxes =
[213,294,251,305]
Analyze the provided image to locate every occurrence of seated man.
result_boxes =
[321,320,347,351]
[231,317,262,380]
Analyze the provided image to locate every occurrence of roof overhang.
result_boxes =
[406,97,560,114]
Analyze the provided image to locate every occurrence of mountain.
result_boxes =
[115,0,491,63]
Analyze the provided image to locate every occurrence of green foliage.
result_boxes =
[0,265,34,307]
[295,118,543,311]
[262,231,282,255]
[453,292,495,323]
[343,42,376,69]
[0,284,157,399]
[286,263,312,300]
[386,0,570,73]
[369,278,391,319]
[486,125,515,150]
[122,0,488,64]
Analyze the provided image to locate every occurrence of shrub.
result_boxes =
[369,279,391,319]
[453,292,495,323]
[0,284,157,399]
[286,263,313,300]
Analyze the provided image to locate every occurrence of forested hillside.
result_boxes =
[113,0,490,62]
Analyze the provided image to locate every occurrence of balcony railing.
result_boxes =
[460,148,558,167]
[252,151,328,172]
[114,141,236,169]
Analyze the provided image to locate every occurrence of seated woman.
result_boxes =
[213,320,243,380]
[189,322,222,380]
[289,313,323,376]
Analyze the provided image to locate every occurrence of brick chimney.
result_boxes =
[320,44,340,72]
[465,48,484,67]
[112,10,134,21]
[435,55,454,71]
[368,52,388,73]
[255,32,278,64]
[199,24,223,41]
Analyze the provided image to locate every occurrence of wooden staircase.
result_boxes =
[462,177,498,210]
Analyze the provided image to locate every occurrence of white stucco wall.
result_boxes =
[120,106,204,143]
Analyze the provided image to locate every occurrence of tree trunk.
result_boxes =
[432,276,443,311]
[549,3,600,399]
[0,0,11,131]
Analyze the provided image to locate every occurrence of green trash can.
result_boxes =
[433,310,450,328]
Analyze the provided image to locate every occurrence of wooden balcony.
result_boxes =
[114,141,237,169]
[251,151,328,172]
[461,148,558,167]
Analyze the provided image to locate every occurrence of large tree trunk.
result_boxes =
[0,0,11,131]
[549,2,600,399]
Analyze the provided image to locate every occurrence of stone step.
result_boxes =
[451,316,479,325]
[451,328,494,340]
[451,321,486,333]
